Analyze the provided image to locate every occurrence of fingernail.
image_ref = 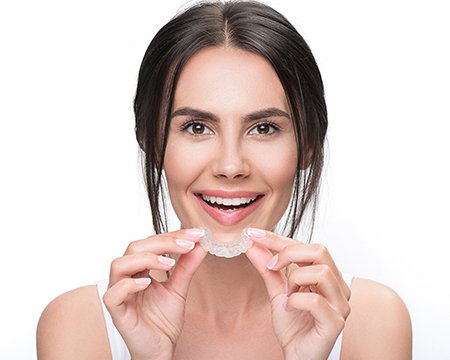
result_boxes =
[135,277,151,286]
[266,254,279,270]
[157,255,176,267]
[185,228,206,238]
[176,238,195,250]
[246,227,266,238]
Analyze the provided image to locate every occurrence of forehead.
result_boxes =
[172,46,288,114]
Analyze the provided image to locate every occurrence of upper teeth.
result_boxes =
[201,194,257,206]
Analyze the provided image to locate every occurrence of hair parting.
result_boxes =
[134,1,327,240]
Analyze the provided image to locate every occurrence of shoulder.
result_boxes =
[341,277,412,360]
[37,285,111,360]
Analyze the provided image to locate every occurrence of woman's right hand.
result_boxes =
[103,228,207,360]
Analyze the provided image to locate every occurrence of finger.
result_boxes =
[124,228,206,255]
[245,243,285,300]
[269,243,351,300]
[246,228,298,252]
[259,236,351,301]
[103,277,151,318]
[247,229,337,275]
[268,243,340,276]
[287,265,351,319]
[287,292,345,333]
[109,253,178,285]
[165,243,208,299]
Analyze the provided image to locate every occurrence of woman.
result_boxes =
[37,1,412,359]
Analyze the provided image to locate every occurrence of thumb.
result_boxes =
[165,243,207,298]
[245,243,285,300]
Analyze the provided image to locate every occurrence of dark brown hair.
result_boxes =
[134,1,327,240]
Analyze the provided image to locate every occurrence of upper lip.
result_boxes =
[195,190,263,198]
[194,190,266,225]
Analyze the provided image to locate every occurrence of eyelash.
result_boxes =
[180,120,212,136]
[249,121,281,136]
[179,120,281,136]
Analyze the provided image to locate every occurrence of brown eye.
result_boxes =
[249,122,278,135]
[183,122,213,135]
[192,123,205,134]
[256,124,270,134]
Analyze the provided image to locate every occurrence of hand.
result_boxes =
[245,229,351,360]
[103,229,207,360]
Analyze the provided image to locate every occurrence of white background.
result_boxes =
[1,0,449,358]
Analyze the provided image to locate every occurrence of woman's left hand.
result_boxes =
[245,229,351,360]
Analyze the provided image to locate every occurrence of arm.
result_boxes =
[246,230,351,360]
[245,229,412,360]
[36,285,111,360]
[341,278,412,360]
[38,229,206,360]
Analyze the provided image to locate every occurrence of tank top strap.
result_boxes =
[96,279,131,360]
[328,273,353,359]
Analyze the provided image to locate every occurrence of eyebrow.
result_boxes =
[244,108,290,122]
[170,107,219,122]
[170,107,290,122]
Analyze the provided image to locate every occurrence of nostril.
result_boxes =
[211,144,251,179]
[213,163,250,179]
[216,172,247,180]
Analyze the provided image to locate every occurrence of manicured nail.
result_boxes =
[176,238,196,250]
[246,227,266,238]
[157,255,176,267]
[185,228,206,238]
[266,254,279,270]
[135,277,151,286]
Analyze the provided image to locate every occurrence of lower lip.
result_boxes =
[195,195,264,226]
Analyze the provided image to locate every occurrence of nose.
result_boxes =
[212,140,250,180]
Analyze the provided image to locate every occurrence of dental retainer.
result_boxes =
[199,228,253,258]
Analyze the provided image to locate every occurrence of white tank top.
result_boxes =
[96,274,352,360]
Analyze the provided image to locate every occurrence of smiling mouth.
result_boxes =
[197,193,263,211]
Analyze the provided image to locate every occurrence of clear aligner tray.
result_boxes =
[199,228,253,258]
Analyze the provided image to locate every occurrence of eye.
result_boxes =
[182,121,213,136]
[248,122,279,136]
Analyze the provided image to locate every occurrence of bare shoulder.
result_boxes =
[341,277,412,360]
[37,285,111,360]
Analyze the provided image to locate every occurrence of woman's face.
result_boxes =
[164,46,297,238]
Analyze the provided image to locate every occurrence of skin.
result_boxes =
[37,47,412,359]
[164,46,297,239]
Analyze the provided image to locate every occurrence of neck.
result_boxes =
[186,253,269,321]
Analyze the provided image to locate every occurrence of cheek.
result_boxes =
[163,140,201,224]
[251,140,298,191]
[249,140,297,228]
[163,139,208,192]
